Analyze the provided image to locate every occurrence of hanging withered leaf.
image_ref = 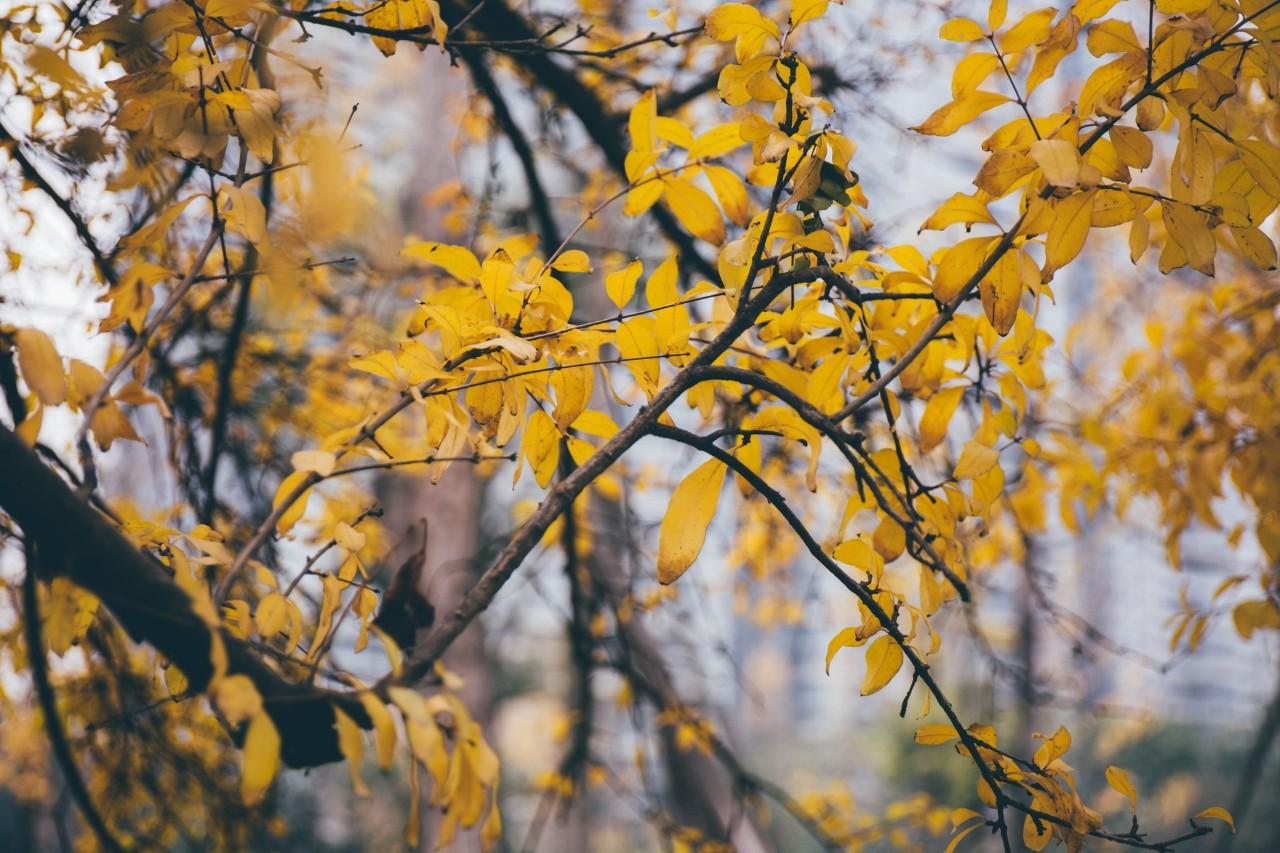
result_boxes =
[372,522,436,652]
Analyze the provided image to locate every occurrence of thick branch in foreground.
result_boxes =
[0,425,363,767]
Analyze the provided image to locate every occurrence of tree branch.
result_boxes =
[0,424,366,768]
[390,266,815,686]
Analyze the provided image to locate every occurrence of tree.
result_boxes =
[0,0,1278,849]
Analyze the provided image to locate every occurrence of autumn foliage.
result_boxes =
[1,0,1279,850]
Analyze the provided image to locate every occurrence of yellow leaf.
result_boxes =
[657,458,728,584]
[1182,127,1215,205]
[1156,0,1212,12]
[825,626,860,674]
[1033,725,1071,767]
[476,329,538,364]
[401,241,482,283]
[920,386,966,452]
[219,185,267,244]
[974,149,1037,196]
[1105,765,1137,812]
[1231,226,1277,270]
[1160,201,1215,276]
[1110,125,1152,169]
[920,193,997,232]
[1044,189,1094,278]
[615,317,661,398]
[873,516,906,561]
[944,822,982,853]
[273,470,313,535]
[163,663,188,698]
[1029,138,1080,188]
[335,707,370,797]
[940,18,986,42]
[354,587,377,650]
[14,328,66,406]
[988,0,1008,28]
[655,116,695,150]
[1135,96,1163,131]
[1212,192,1253,228]
[933,236,1000,302]
[405,762,421,848]
[360,693,397,770]
[522,409,560,489]
[1023,809,1052,851]
[119,197,196,252]
[241,711,280,805]
[43,578,98,655]
[207,0,253,21]
[951,53,1001,99]
[214,674,263,725]
[999,7,1055,53]
[704,164,752,226]
[705,3,781,62]
[832,536,886,584]
[915,723,959,745]
[954,441,999,480]
[549,249,591,273]
[979,247,1023,335]
[1092,188,1138,227]
[88,403,142,450]
[255,592,288,639]
[14,397,41,444]
[977,776,998,808]
[860,634,903,695]
[911,91,1009,137]
[628,89,657,156]
[790,0,828,27]
[605,259,643,309]
[65,359,105,410]
[308,574,343,663]
[688,123,745,160]
[624,179,665,216]
[1194,806,1235,833]
[390,687,449,788]
[572,410,621,439]
[1079,53,1145,118]
[1233,599,1280,639]
[335,521,366,552]
[1087,19,1141,55]
[648,254,689,358]
[1129,210,1150,263]
[481,792,503,851]
[665,177,726,245]
[366,0,446,57]
[550,362,592,432]
[806,352,849,414]
[214,89,276,165]
[437,813,459,849]
[1238,139,1280,198]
